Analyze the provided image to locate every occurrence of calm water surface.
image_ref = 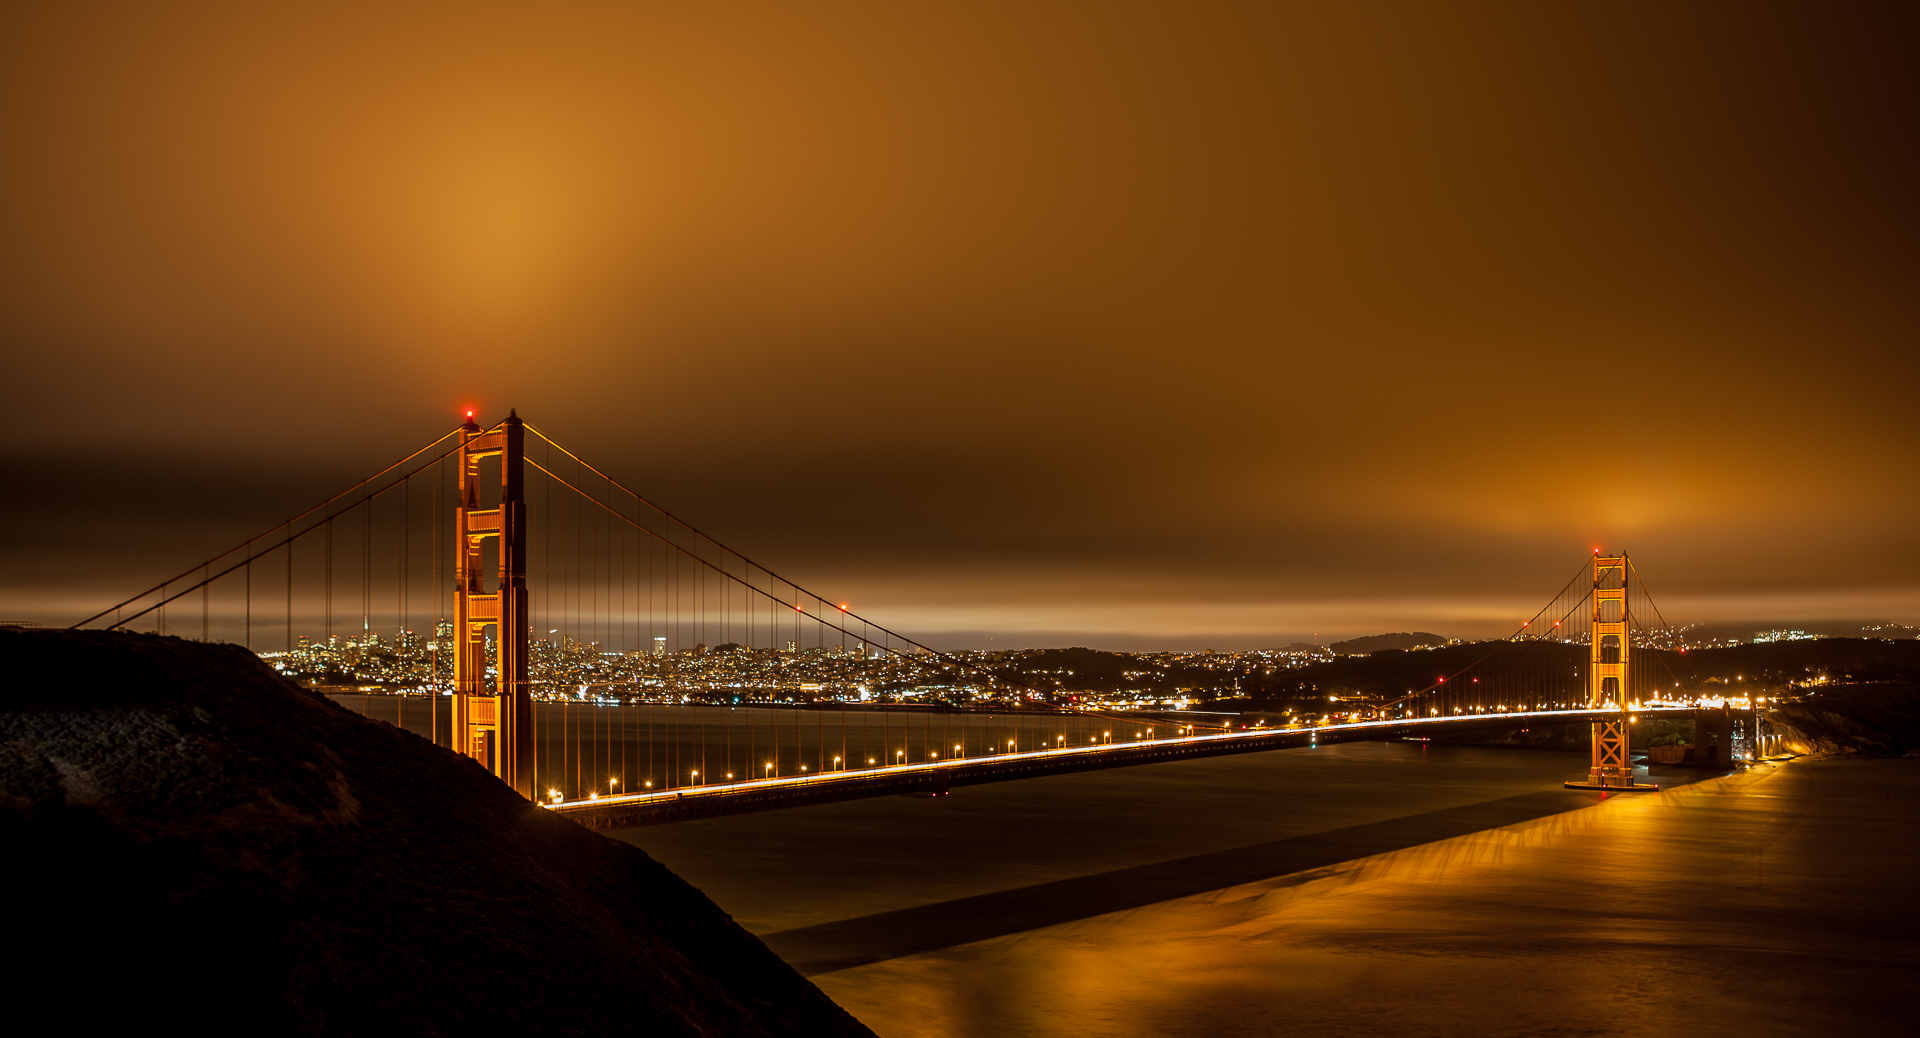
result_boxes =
[613,742,1917,1037]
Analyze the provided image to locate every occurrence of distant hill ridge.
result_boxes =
[1328,632,1448,655]
[1226,636,1920,708]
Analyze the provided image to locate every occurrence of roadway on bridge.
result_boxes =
[553,707,1692,826]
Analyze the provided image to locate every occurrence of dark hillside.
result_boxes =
[1003,646,1142,690]
[1241,641,1589,706]
[0,629,874,1037]
[1669,639,1920,685]
[1327,632,1447,654]
[1233,638,1920,709]
[1769,682,1920,756]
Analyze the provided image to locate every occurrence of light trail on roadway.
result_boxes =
[547,705,1699,814]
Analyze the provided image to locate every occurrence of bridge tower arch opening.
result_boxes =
[451,412,532,799]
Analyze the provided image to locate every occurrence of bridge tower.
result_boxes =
[450,411,533,799]
[1566,553,1656,791]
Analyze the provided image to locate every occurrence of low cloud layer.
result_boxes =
[5,2,1917,646]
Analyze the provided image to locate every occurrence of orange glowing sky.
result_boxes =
[5,2,1918,646]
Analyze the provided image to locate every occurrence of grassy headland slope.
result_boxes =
[0,629,873,1037]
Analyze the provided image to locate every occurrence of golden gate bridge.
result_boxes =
[72,412,1715,825]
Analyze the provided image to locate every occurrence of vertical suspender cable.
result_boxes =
[362,491,370,640]
[324,520,332,647]
[285,521,293,661]
[431,457,440,746]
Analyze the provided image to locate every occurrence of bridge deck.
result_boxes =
[550,707,1694,830]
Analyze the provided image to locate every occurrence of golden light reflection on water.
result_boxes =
[818,762,1916,1038]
